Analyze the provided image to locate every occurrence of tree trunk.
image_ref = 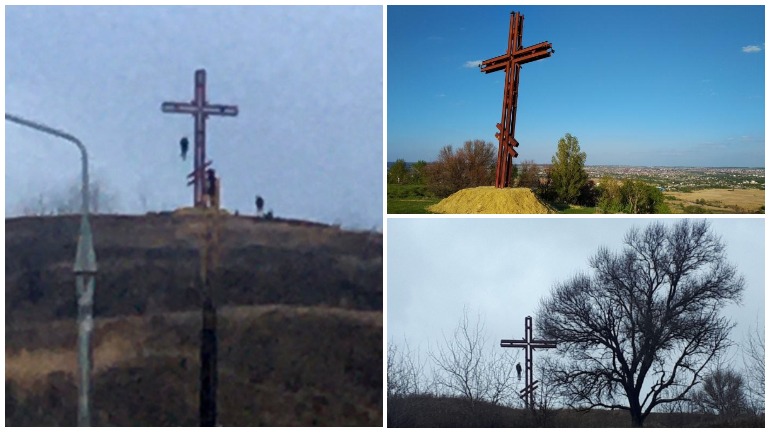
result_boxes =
[627,391,645,427]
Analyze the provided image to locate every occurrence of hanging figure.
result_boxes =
[180,137,189,160]
[516,362,522,381]
[255,195,264,217]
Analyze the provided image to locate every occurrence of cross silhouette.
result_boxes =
[162,69,238,207]
[501,315,557,409]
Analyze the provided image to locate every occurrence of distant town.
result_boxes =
[387,162,765,192]
[584,166,765,191]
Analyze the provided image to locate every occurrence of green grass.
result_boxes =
[387,183,433,199]
[560,206,597,214]
[387,183,440,214]
[387,198,440,214]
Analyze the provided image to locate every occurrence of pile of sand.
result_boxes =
[427,186,555,214]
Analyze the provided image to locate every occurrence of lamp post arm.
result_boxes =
[5,113,90,216]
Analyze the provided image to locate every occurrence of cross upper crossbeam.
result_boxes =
[481,41,554,73]
[501,339,558,349]
[162,102,238,117]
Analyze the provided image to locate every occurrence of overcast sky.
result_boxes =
[388,217,765,375]
[5,6,383,229]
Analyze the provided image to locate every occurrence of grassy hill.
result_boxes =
[388,395,764,428]
[6,212,382,426]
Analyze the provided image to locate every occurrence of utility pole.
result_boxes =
[199,207,221,426]
[5,113,98,426]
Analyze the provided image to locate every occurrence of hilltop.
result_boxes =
[5,212,382,426]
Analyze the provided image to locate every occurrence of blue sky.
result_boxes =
[388,6,764,167]
[6,6,383,229]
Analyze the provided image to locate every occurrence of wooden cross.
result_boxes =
[481,12,554,188]
[162,69,238,207]
[501,315,557,409]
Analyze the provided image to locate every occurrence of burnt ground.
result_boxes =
[6,212,382,426]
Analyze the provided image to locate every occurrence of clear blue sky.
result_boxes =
[6,6,383,229]
[388,5,764,167]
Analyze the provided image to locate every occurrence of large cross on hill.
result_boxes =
[501,315,557,409]
[481,12,554,188]
[162,69,238,208]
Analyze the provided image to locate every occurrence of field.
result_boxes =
[5,213,383,426]
[7,305,381,426]
[666,188,765,213]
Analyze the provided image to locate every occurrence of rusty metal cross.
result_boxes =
[501,316,557,409]
[162,69,238,207]
[481,12,554,188]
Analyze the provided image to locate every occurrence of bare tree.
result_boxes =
[692,368,749,417]
[538,220,744,427]
[742,316,764,415]
[426,140,496,197]
[531,355,561,426]
[517,160,540,189]
[429,307,518,410]
[388,339,429,397]
[20,177,117,216]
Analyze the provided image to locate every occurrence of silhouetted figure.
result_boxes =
[255,195,264,217]
[205,169,217,208]
[516,362,522,380]
[180,137,189,160]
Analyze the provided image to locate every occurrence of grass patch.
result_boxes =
[387,183,441,214]
[387,183,433,199]
[387,198,440,214]
[560,206,597,214]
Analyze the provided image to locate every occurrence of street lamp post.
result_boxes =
[5,113,98,426]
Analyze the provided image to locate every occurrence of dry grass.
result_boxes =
[427,187,555,214]
[6,304,382,426]
[667,188,764,213]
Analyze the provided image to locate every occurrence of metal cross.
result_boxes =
[501,316,557,409]
[480,12,554,188]
[161,69,238,207]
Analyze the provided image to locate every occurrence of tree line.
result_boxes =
[388,134,669,213]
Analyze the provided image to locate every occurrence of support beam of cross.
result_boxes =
[161,69,238,207]
[480,12,554,188]
[501,316,557,410]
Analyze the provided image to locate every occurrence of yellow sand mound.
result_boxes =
[428,186,555,214]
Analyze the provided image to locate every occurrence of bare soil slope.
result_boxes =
[427,187,555,214]
[5,213,382,426]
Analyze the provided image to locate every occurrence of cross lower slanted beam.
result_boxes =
[480,12,553,188]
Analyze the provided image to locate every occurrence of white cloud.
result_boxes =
[742,45,762,53]
[463,60,482,68]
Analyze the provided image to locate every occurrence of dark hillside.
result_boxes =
[6,212,382,426]
[6,213,382,323]
[387,395,764,428]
